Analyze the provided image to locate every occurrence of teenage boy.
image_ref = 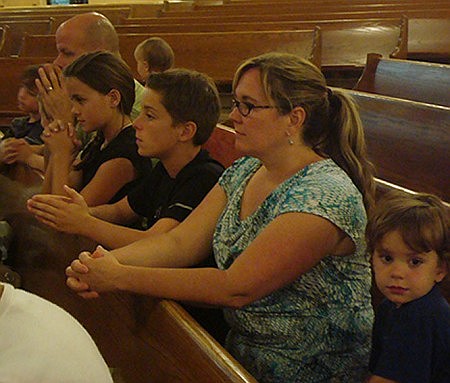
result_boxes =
[27,68,224,250]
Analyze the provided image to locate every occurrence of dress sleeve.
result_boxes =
[276,164,367,252]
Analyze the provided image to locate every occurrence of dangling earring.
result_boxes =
[285,131,294,145]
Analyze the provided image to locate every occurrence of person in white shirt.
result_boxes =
[0,282,113,383]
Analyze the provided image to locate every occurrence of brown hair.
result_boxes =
[233,52,376,212]
[21,64,41,95]
[146,68,220,145]
[134,37,174,72]
[366,190,449,265]
[64,51,135,116]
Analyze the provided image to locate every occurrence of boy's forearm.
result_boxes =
[25,153,45,172]
[89,203,135,225]
[80,216,148,249]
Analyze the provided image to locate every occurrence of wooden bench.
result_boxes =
[0,163,256,383]
[355,53,450,107]
[0,56,53,108]
[18,30,321,87]
[160,1,449,18]
[121,30,320,84]
[407,18,450,63]
[0,19,53,57]
[0,25,6,55]
[341,89,450,202]
[0,5,131,25]
[117,17,406,89]
[120,7,450,25]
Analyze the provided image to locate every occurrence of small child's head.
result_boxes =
[133,68,220,158]
[366,190,449,307]
[63,51,135,132]
[17,65,40,115]
[134,37,174,82]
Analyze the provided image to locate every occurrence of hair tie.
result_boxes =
[327,87,333,99]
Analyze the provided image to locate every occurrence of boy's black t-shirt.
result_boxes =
[127,149,228,344]
[127,148,224,228]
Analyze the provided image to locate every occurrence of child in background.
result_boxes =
[134,37,174,83]
[366,190,450,383]
[0,65,45,172]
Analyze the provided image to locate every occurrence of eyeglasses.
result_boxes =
[231,98,275,117]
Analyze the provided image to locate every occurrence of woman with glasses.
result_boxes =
[66,52,376,383]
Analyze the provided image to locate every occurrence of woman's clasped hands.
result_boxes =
[66,245,121,299]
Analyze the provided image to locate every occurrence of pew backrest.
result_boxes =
[203,124,241,168]
[119,8,450,25]
[17,34,56,58]
[355,53,450,107]
[118,29,321,83]
[136,298,258,382]
[0,5,131,25]
[408,17,450,63]
[0,25,7,56]
[0,57,54,114]
[342,89,450,202]
[160,1,449,17]
[0,19,53,57]
[116,17,407,68]
[18,30,321,84]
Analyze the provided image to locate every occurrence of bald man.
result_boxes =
[38,12,144,123]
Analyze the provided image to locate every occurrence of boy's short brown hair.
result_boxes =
[366,190,449,265]
[21,64,41,95]
[146,68,220,146]
[134,37,174,72]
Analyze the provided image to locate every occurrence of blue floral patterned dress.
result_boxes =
[213,156,373,383]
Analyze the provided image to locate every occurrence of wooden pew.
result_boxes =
[18,30,321,87]
[160,1,449,18]
[116,17,407,89]
[355,53,450,107]
[341,89,450,202]
[16,34,56,58]
[407,18,450,63]
[0,19,53,57]
[0,25,6,55]
[120,30,320,84]
[203,123,240,168]
[0,5,131,25]
[120,8,450,25]
[0,163,256,383]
